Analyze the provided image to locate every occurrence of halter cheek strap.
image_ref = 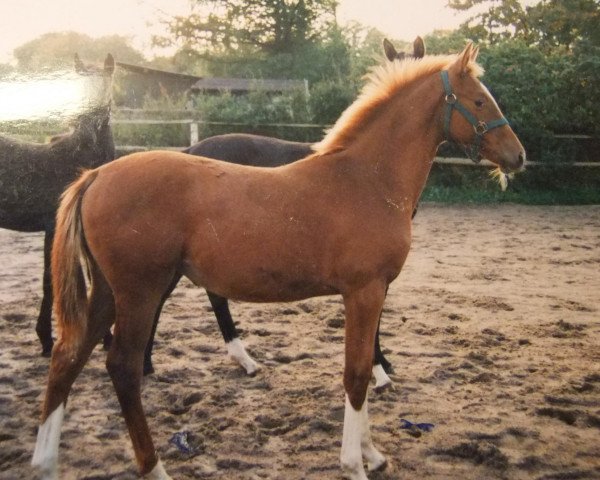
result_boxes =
[440,70,509,163]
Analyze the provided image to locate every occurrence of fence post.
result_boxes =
[189,122,199,146]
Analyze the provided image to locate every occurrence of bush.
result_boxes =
[480,41,600,164]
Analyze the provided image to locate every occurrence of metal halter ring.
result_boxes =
[445,93,457,105]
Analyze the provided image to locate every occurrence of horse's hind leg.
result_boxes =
[36,228,55,357]
[106,283,174,479]
[143,274,181,376]
[372,287,392,390]
[207,291,259,376]
[33,266,115,479]
[372,319,392,390]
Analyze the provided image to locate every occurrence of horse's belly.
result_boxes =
[182,258,337,303]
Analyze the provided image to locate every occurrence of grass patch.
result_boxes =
[422,185,600,205]
[422,163,600,205]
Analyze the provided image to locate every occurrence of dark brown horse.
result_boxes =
[0,54,115,356]
[33,44,525,480]
[142,38,426,384]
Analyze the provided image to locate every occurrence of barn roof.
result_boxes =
[115,62,202,82]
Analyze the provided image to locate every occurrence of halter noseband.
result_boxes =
[440,70,508,163]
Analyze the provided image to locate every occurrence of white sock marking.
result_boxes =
[340,395,369,480]
[372,364,392,389]
[340,393,386,479]
[226,338,259,375]
[144,459,173,479]
[32,403,65,480]
[359,398,386,471]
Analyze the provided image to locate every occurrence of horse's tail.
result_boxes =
[51,169,99,354]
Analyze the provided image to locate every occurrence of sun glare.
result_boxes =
[0,73,94,122]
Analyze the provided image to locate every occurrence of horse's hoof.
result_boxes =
[369,459,388,472]
[372,364,392,392]
[382,363,394,374]
[244,363,261,377]
[41,348,52,358]
[373,381,393,394]
[143,364,155,376]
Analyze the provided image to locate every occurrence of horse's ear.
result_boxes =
[471,45,480,62]
[74,53,85,73]
[413,36,425,59]
[453,42,475,76]
[383,39,398,61]
[104,54,115,75]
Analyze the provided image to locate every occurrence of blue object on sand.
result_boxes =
[400,419,435,432]
[169,431,196,454]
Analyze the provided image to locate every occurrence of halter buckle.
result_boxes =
[474,121,488,135]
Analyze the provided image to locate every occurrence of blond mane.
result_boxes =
[313,54,484,155]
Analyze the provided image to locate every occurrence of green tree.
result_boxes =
[0,63,15,79]
[449,0,600,50]
[156,0,338,56]
[13,32,145,72]
[448,0,529,44]
[423,29,471,54]
[480,40,600,163]
[525,0,600,50]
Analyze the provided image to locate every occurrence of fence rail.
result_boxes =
[112,114,599,167]
[1,110,597,166]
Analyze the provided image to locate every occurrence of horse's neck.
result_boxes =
[343,74,444,212]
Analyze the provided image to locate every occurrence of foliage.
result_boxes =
[155,0,338,55]
[423,30,472,54]
[449,0,600,51]
[0,63,15,79]
[13,32,145,72]
[308,79,356,124]
[479,40,600,162]
[423,164,600,205]
[191,89,312,124]
[190,26,353,84]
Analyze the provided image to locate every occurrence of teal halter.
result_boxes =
[440,70,509,163]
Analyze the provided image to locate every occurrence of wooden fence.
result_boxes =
[112,112,600,167]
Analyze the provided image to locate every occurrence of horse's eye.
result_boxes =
[475,99,484,108]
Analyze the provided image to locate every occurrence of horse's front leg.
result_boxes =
[341,282,388,480]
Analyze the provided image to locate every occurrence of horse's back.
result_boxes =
[184,133,313,167]
[0,127,114,232]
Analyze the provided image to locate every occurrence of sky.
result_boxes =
[0,0,474,64]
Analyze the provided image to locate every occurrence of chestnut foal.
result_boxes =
[139,36,427,384]
[33,44,524,480]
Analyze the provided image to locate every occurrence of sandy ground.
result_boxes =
[0,204,599,480]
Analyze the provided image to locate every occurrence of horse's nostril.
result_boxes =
[517,151,525,167]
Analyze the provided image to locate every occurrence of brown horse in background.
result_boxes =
[33,44,524,480]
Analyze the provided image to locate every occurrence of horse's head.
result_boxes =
[74,53,115,111]
[383,37,425,62]
[64,54,115,159]
[442,43,525,173]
